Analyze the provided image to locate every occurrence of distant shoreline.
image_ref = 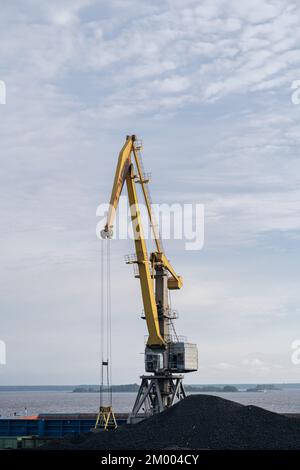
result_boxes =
[1,383,300,393]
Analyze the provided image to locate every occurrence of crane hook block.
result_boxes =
[101,228,113,239]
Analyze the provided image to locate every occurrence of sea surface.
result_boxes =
[1,390,300,417]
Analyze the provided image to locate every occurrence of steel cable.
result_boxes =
[99,238,113,408]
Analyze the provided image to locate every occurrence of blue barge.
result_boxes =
[0,413,128,439]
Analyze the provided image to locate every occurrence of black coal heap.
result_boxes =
[43,395,300,450]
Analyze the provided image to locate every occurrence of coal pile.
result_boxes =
[43,395,300,450]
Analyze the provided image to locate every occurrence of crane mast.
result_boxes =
[101,135,198,422]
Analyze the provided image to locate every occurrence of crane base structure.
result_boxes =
[128,374,186,424]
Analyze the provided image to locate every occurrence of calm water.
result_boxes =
[1,390,300,418]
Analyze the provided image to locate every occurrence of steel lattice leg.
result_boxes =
[128,375,185,424]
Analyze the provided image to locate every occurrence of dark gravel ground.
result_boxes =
[43,394,300,450]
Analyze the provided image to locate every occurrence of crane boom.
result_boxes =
[104,137,132,234]
[131,143,162,254]
[101,135,165,346]
[125,163,164,346]
[102,135,182,346]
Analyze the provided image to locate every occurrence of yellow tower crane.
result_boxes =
[101,135,198,423]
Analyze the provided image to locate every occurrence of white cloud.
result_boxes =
[215,362,236,370]
[153,76,190,94]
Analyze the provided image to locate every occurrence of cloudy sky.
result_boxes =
[1,0,300,385]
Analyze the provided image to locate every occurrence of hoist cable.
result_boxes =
[107,238,112,406]
[106,238,112,405]
[99,238,113,408]
[100,239,104,408]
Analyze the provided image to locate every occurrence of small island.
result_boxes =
[246,384,281,392]
[185,385,239,393]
